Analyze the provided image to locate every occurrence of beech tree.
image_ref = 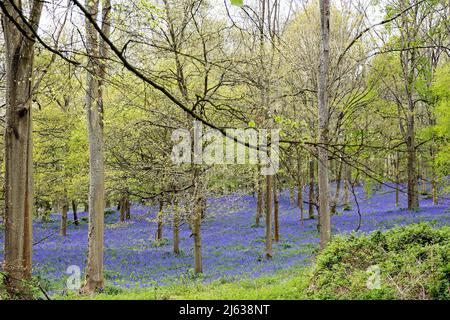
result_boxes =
[1,0,43,298]
[82,0,111,293]
[317,0,332,248]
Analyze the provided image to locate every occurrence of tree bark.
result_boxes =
[60,200,69,236]
[406,102,419,210]
[173,210,180,255]
[256,175,263,227]
[318,0,331,249]
[2,0,43,299]
[308,159,315,219]
[265,175,273,259]
[156,200,163,241]
[193,203,202,274]
[72,200,79,226]
[395,151,400,207]
[82,0,111,293]
[399,1,419,211]
[119,196,125,222]
[273,176,279,243]
[125,195,131,220]
[297,152,304,225]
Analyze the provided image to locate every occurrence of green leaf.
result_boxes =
[274,115,283,124]
[231,0,244,7]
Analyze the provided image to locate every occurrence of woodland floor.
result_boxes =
[0,184,449,296]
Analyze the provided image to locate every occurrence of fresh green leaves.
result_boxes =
[230,0,244,7]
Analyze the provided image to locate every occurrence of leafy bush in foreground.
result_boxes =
[307,223,450,300]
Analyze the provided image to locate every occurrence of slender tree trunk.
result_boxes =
[406,107,419,210]
[83,0,111,293]
[2,0,43,299]
[190,165,204,274]
[193,204,202,274]
[265,175,273,259]
[297,152,304,225]
[119,197,125,223]
[400,7,419,211]
[273,176,279,243]
[72,200,79,226]
[395,151,400,207]
[60,200,68,236]
[297,184,304,225]
[156,201,163,242]
[318,0,331,249]
[125,194,131,220]
[308,159,315,219]
[256,176,263,227]
[173,210,180,255]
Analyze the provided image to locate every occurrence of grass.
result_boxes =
[58,266,311,300]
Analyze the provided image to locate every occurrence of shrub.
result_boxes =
[307,223,450,300]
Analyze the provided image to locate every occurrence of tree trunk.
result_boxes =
[273,176,279,243]
[156,201,163,241]
[395,151,400,207]
[406,107,419,210]
[265,175,273,259]
[193,208,202,274]
[83,0,111,294]
[60,200,69,236]
[308,159,315,219]
[72,200,79,226]
[297,152,304,225]
[119,197,125,223]
[256,176,263,227]
[2,0,43,299]
[318,0,331,249]
[173,210,180,255]
[125,195,131,220]
[400,6,419,211]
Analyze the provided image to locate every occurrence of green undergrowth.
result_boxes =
[308,223,450,300]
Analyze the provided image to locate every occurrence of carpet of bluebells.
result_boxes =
[0,184,449,292]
